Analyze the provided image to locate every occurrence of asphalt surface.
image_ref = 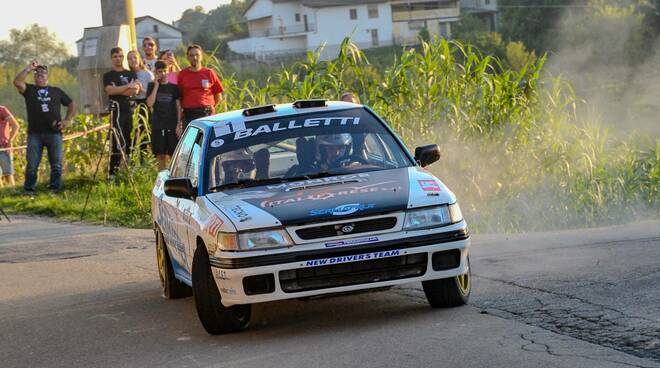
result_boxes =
[0,215,658,368]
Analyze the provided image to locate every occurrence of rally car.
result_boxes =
[152,99,470,334]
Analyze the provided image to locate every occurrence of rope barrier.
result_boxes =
[0,124,110,153]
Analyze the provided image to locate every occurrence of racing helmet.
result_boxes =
[221,149,256,182]
[316,133,352,162]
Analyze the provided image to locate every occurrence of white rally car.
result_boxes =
[152,99,470,334]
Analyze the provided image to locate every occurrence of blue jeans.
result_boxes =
[24,133,63,191]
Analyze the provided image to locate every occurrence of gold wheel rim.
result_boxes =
[156,234,167,287]
[457,272,470,295]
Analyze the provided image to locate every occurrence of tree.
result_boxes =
[176,6,208,44]
[453,15,506,60]
[175,1,249,51]
[0,24,70,66]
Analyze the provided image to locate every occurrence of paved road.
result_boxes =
[1,216,658,368]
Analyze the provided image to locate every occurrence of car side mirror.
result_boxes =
[164,178,195,199]
[414,144,441,167]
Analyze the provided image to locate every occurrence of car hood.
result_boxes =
[206,167,456,230]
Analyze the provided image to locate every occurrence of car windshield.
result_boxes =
[206,107,413,192]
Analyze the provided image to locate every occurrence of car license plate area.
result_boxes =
[279,253,427,293]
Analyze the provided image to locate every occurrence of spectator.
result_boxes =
[0,105,19,187]
[159,49,181,85]
[103,47,140,176]
[178,45,223,130]
[127,50,154,105]
[142,36,158,72]
[146,61,182,171]
[340,92,360,103]
[13,62,75,194]
[128,50,154,155]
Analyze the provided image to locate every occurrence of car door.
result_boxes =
[178,130,204,271]
[164,127,200,272]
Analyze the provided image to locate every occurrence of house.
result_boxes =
[76,15,183,56]
[229,0,394,60]
[391,0,461,45]
[134,16,183,52]
[460,0,498,31]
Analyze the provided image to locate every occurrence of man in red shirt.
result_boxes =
[177,45,223,134]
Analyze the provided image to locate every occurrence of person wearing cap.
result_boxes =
[13,61,75,194]
[177,44,223,132]
[0,105,19,187]
[141,36,159,72]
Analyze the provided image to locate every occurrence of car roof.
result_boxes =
[190,101,362,130]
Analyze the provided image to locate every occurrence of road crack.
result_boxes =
[474,274,660,362]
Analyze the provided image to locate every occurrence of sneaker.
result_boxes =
[22,190,35,197]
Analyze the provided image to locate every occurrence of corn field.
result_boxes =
[5,38,659,231]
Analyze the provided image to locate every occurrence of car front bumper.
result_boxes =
[210,224,470,306]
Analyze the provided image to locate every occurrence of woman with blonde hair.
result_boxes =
[159,49,181,85]
[127,50,154,104]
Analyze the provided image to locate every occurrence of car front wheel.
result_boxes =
[156,229,192,299]
[422,256,471,308]
[192,242,251,334]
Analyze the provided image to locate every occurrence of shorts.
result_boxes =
[152,129,179,156]
[0,150,13,176]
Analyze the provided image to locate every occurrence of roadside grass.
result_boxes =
[1,38,657,231]
[0,166,155,229]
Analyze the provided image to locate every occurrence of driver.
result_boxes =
[221,149,256,184]
[316,133,353,170]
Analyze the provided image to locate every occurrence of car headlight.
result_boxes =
[218,229,293,251]
[403,203,463,231]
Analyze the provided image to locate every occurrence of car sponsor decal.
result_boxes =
[204,215,224,237]
[156,202,188,265]
[223,204,252,222]
[260,180,400,208]
[219,286,237,295]
[303,249,401,267]
[213,268,230,280]
[310,203,376,217]
[266,173,370,191]
[418,180,441,192]
[214,117,360,142]
[213,120,247,137]
[324,236,379,248]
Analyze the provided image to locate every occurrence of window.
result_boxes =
[153,24,159,33]
[349,8,357,20]
[171,127,200,178]
[368,5,379,19]
[439,22,450,38]
[206,109,413,192]
[187,134,203,188]
[409,20,425,30]
[295,13,301,22]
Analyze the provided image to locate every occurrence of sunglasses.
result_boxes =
[144,43,155,48]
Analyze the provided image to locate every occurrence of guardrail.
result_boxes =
[0,124,110,153]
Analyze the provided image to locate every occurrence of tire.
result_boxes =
[192,242,251,334]
[156,229,192,299]
[422,256,471,308]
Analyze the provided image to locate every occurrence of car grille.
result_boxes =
[295,217,397,240]
[279,253,427,293]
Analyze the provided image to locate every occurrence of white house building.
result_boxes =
[229,0,465,60]
[76,16,183,56]
[134,16,184,52]
[229,0,393,60]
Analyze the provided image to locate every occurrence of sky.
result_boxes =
[1,0,230,55]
